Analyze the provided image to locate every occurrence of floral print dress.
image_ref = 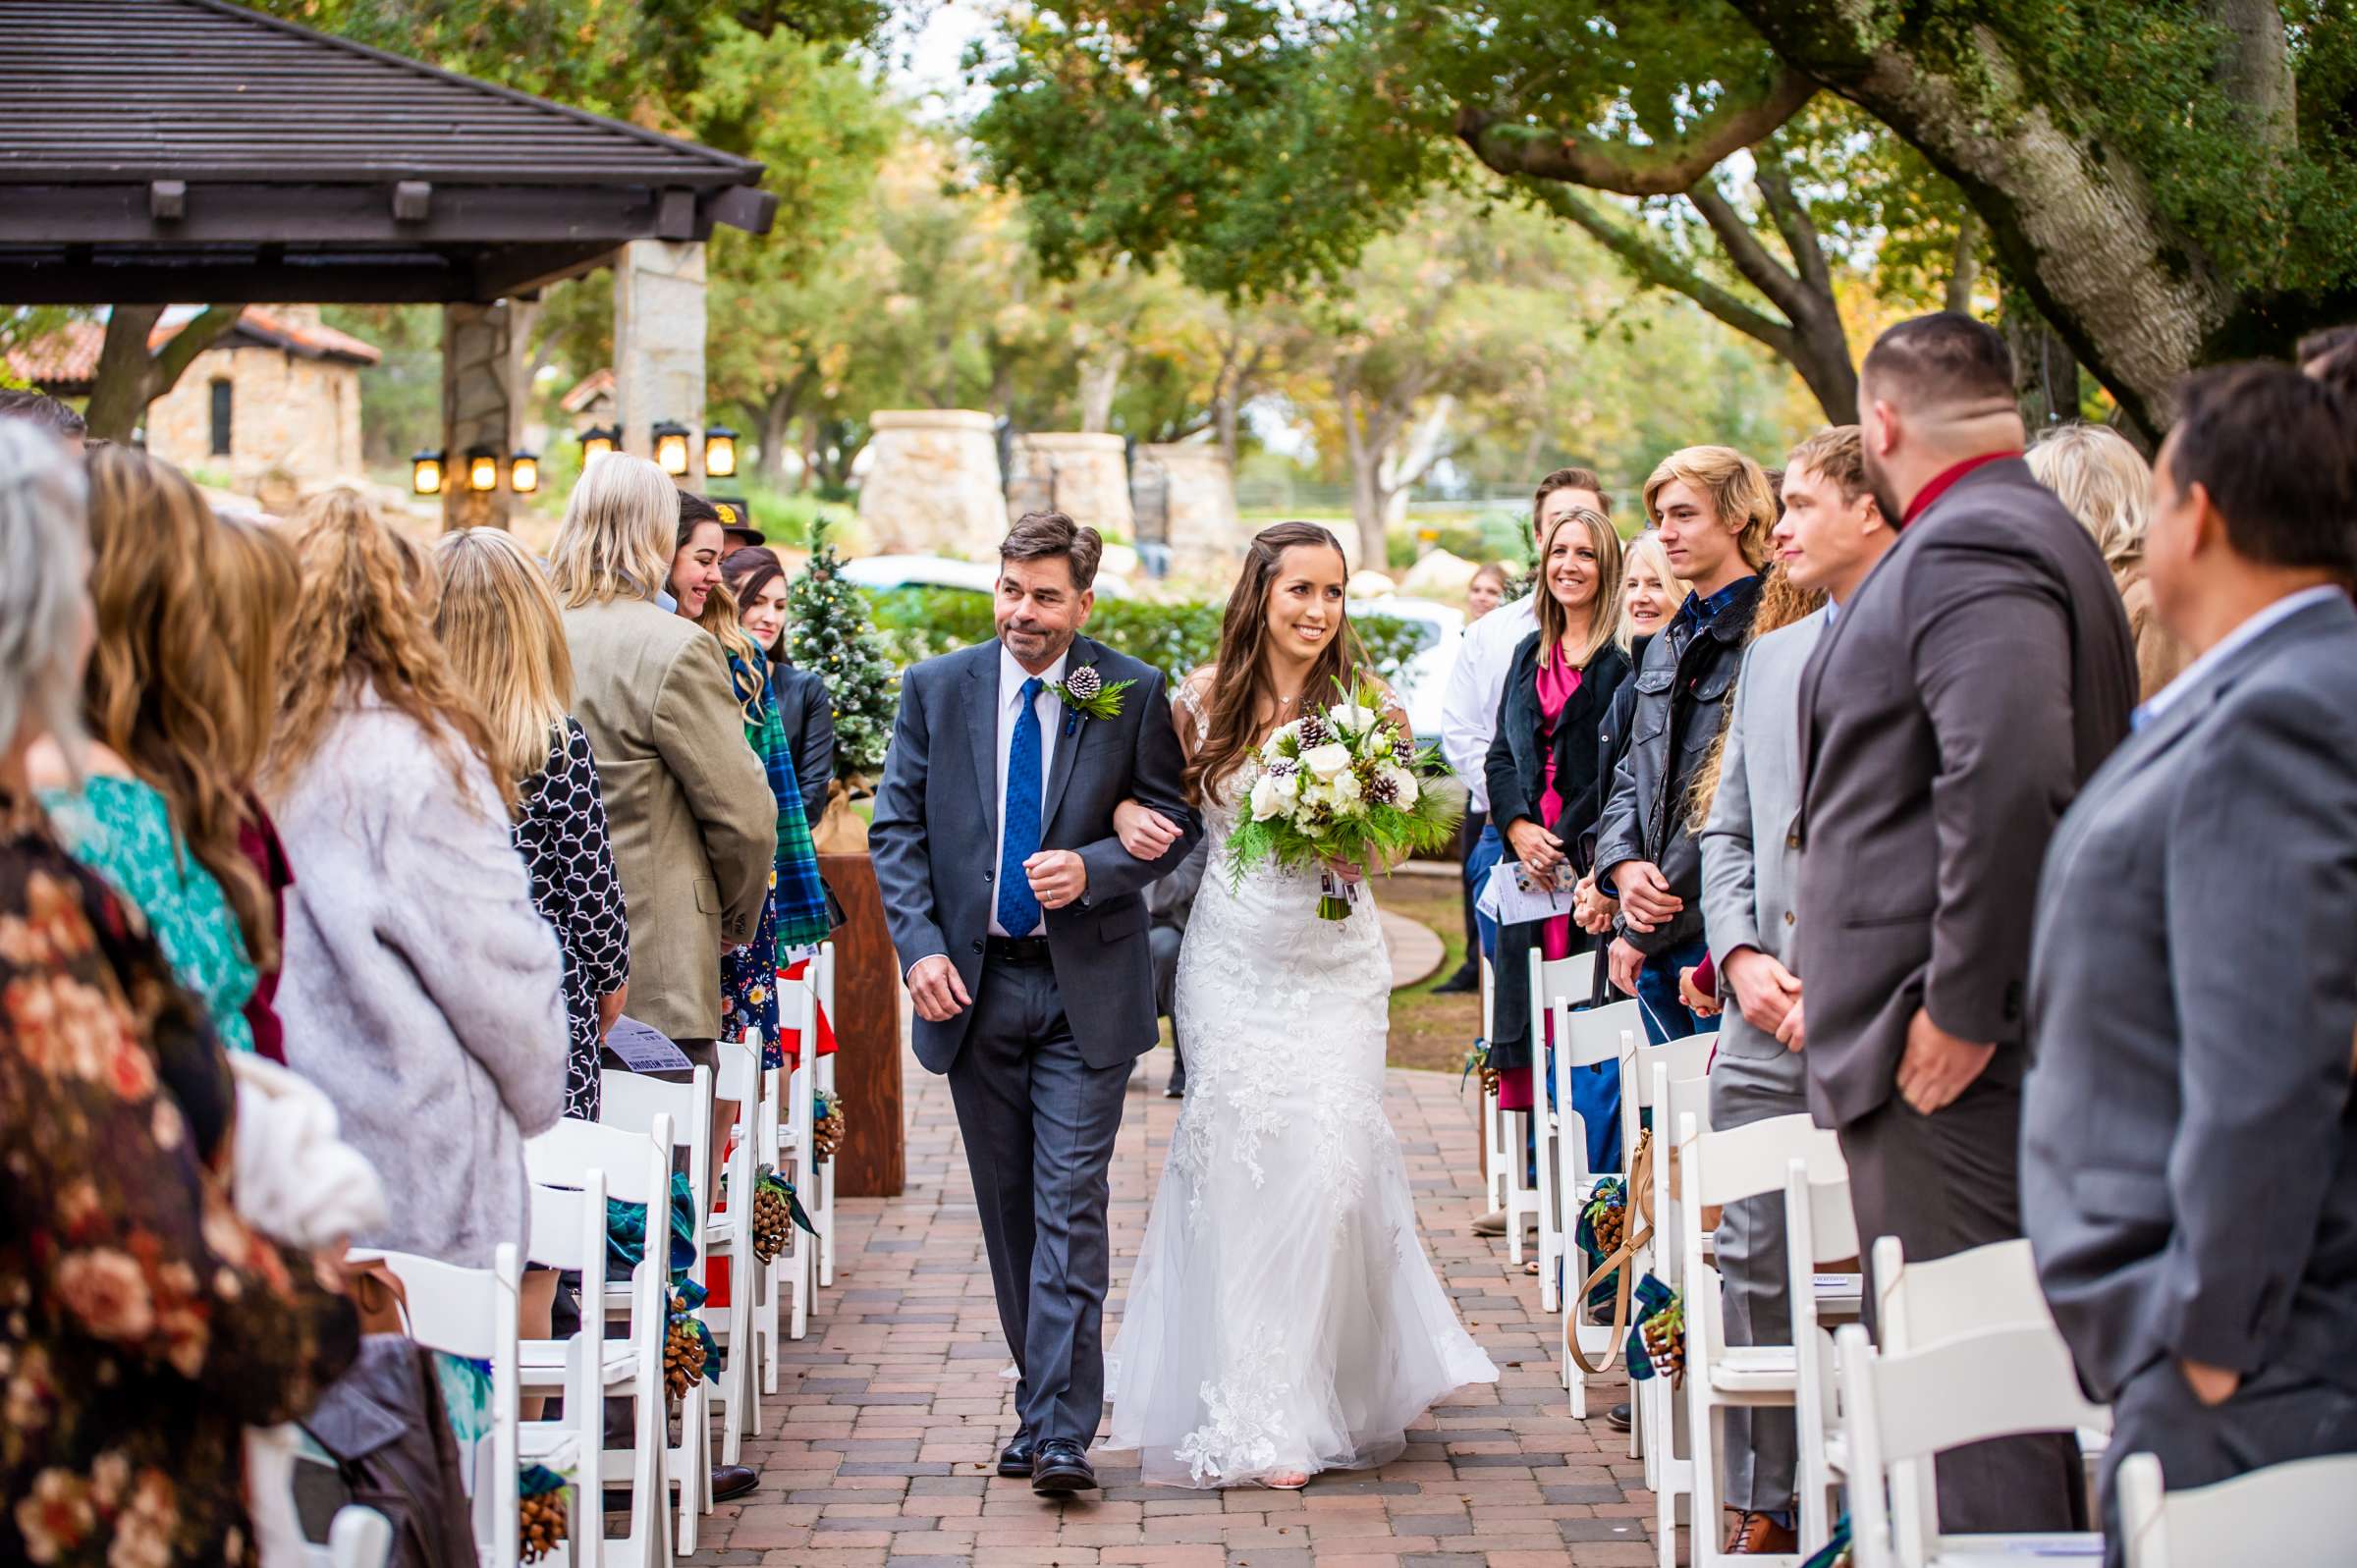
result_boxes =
[0,797,358,1568]
[513,719,630,1122]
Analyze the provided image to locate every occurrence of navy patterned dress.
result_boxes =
[514,718,630,1120]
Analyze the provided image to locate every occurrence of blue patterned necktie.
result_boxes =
[997,676,1046,936]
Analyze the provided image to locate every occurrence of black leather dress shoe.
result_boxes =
[1603,1401,1632,1433]
[711,1464,759,1502]
[1029,1438,1097,1495]
[998,1433,1037,1478]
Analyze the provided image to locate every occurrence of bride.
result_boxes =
[1100,520,1499,1489]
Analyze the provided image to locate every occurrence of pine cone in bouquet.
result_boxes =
[752,1174,792,1266]
[1294,710,1332,749]
[1640,1294,1687,1385]
[812,1092,845,1161]
[664,1311,707,1400]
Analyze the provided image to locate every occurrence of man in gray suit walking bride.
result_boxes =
[871,511,1200,1495]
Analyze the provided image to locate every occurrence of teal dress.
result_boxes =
[40,775,259,1054]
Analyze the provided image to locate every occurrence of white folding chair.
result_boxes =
[1674,1118,1851,1568]
[1836,1321,2107,1568]
[598,1068,715,1554]
[1479,952,1512,1217]
[346,1244,522,1568]
[1613,1035,1711,1468]
[1641,1060,1717,1565]
[524,1115,677,1568]
[766,966,820,1354]
[812,942,839,1287]
[1528,947,1599,1305]
[703,1035,765,1467]
[520,1172,607,1568]
[2116,1450,2357,1568]
[1550,996,1637,1392]
[1865,1235,2110,1549]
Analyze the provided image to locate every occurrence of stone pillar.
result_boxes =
[1137,442,1244,578]
[612,239,708,487]
[1010,432,1132,538]
[856,409,1006,556]
[440,300,524,530]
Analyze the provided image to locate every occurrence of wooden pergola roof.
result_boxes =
[0,0,776,304]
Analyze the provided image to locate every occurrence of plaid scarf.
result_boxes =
[732,652,834,951]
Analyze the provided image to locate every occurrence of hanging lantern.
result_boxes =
[411,449,445,496]
[579,425,617,464]
[703,424,739,479]
[466,446,500,492]
[508,451,540,495]
[652,420,691,476]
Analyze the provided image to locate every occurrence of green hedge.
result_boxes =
[862,587,1427,687]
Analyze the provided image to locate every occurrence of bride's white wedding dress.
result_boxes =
[1102,691,1498,1487]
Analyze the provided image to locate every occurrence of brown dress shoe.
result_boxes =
[1725,1510,1798,1554]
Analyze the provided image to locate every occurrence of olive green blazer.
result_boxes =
[562,595,776,1043]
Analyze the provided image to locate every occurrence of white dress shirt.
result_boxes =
[990,641,1068,937]
[1438,593,1539,814]
[2132,583,2342,730]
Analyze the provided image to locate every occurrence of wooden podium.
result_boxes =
[820,851,904,1197]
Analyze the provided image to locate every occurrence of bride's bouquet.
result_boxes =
[1226,681,1464,919]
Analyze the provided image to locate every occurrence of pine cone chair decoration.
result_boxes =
[812,1092,845,1161]
[751,1176,793,1265]
[518,1467,568,1563]
[1640,1294,1687,1385]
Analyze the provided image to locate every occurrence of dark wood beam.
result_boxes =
[0,246,621,304]
[0,182,729,245]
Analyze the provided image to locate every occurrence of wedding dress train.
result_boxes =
[1103,729,1498,1487]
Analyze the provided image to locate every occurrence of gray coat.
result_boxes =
[2024,591,2357,1402]
[1699,610,1826,1068]
[870,635,1201,1072]
[275,687,569,1269]
[1792,458,2137,1127]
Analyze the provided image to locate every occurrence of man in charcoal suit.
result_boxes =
[2025,364,2357,1560]
[1791,312,2138,1531]
[871,512,1200,1496]
[1147,836,1210,1098]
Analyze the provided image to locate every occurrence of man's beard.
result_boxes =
[1861,447,1906,529]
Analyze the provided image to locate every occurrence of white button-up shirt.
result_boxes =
[1439,593,1539,814]
[990,642,1067,937]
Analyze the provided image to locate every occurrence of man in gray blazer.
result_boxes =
[2025,364,2357,1556]
[871,513,1200,1495]
[1695,425,1888,1555]
[1793,313,2137,1531]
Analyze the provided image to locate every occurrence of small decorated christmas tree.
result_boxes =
[787,518,898,781]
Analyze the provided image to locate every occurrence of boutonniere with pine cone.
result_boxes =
[1050,665,1134,735]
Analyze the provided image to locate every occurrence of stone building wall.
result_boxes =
[1134,442,1244,580]
[857,409,1007,556]
[147,348,363,490]
[1010,432,1132,539]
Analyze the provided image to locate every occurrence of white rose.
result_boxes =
[1248,773,1284,821]
[1301,741,1351,779]
[1274,769,1302,801]
[1383,766,1419,806]
[1330,703,1376,734]
[1329,768,1363,804]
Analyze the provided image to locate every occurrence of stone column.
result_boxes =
[612,239,708,487]
[1010,432,1132,538]
[856,409,1006,556]
[440,300,524,530]
[1138,442,1244,579]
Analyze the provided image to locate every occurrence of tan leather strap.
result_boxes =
[1569,1130,1657,1376]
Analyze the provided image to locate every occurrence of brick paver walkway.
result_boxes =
[698,1050,1658,1566]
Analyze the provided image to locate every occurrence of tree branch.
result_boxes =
[1455,68,1816,197]
[1686,180,1817,326]
[1752,156,1834,301]
[153,304,245,391]
[1519,181,1800,358]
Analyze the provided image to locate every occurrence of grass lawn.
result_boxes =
[1378,868,1482,1075]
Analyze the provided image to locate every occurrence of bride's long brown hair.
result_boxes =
[1183,520,1371,806]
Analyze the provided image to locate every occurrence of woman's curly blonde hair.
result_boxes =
[82,447,282,970]
[264,489,514,815]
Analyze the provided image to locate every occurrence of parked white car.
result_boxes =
[1348,595,1462,743]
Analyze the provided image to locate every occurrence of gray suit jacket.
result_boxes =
[2024,591,2357,1402]
[870,635,1202,1073]
[1792,458,2137,1126]
[1699,610,1826,1068]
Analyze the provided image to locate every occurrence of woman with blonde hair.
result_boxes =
[1482,506,1634,1170]
[2027,422,2190,698]
[265,490,566,1271]
[435,526,630,1122]
[28,447,268,1053]
[211,510,301,1062]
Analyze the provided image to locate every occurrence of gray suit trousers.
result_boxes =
[947,957,1129,1446]
[2099,1359,2357,1567]
[1708,1050,1809,1511]
[1839,1074,2084,1534]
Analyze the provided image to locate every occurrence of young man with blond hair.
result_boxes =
[1595,445,1776,1042]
